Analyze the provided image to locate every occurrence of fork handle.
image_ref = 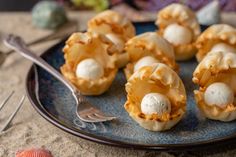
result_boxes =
[4,34,79,94]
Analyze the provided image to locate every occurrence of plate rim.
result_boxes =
[25,23,236,151]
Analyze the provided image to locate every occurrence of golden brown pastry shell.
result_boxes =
[194,89,236,122]
[193,51,236,121]
[124,63,186,131]
[124,32,178,80]
[87,10,135,41]
[195,24,236,62]
[156,3,200,61]
[87,10,136,68]
[61,32,118,95]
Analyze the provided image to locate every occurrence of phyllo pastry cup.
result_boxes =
[125,63,186,131]
[193,51,236,121]
[87,10,136,68]
[156,3,200,61]
[61,32,118,95]
[195,24,236,62]
[124,32,178,80]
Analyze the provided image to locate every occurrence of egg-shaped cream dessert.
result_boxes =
[125,63,186,131]
[156,3,200,61]
[61,32,118,95]
[124,32,178,80]
[195,24,236,62]
[193,51,236,121]
[87,10,136,68]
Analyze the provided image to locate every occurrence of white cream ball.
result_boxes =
[204,82,234,108]
[76,58,104,80]
[211,43,236,53]
[141,93,171,115]
[134,56,159,72]
[163,23,192,45]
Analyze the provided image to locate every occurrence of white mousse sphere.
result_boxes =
[211,43,236,53]
[141,93,171,115]
[204,82,234,108]
[134,56,159,72]
[163,23,192,45]
[76,58,104,80]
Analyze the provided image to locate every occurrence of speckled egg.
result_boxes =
[32,0,67,29]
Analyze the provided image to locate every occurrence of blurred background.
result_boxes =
[1,0,236,12]
[0,0,235,27]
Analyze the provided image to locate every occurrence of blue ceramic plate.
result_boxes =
[26,22,236,151]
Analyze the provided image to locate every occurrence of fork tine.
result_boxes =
[0,91,14,111]
[77,111,116,123]
[0,95,25,132]
[88,114,111,121]
[94,113,116,120]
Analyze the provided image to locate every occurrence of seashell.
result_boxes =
[124,32,178,79]
[87,10,136,68]
[197,0,221,26]
[156,3,201,61]
[61,32,118,95]
[193,51,236,121]
[16,148,53,157]
[124,63,186,131]
[195,24,236,62]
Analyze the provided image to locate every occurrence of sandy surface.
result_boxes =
[1,12,236,157]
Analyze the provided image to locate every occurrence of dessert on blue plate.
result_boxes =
[123,32,178,79]
[193,51,236,121]
[87,10,136,68]
[61,32,119,95]
[195,24,236,62]
[124,63,186,131]
[156,3,201,61]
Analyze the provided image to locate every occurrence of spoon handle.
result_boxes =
[4,34,78,94]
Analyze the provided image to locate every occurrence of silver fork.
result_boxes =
[0,91,25,132]
[4,34,116,123]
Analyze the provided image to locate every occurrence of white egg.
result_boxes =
[211,43,236,53]
[163,23,192,45]
[134,56,159,72]
[204,82,234,108]
[141,93,171,115]
[76,58,104,80]
[105,34,124,52]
